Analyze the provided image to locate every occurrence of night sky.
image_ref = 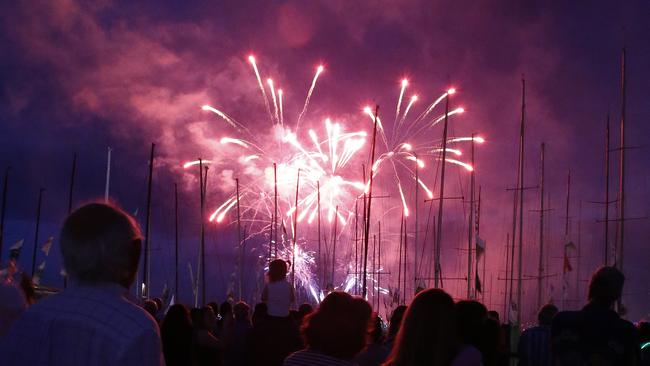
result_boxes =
[1,0,649,323]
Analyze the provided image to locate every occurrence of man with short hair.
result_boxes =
[2,203,164,365]
[551,266,639,365]
[517,303,558,366]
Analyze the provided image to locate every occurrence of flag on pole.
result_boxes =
[563,241,576,273]
[475,273,482,294]
[33,260,46,285]
[161,283,170,305]
[475,236,486,258]
[41,237,54,256]
[9,239,24,261]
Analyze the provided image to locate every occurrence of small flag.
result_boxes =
[475,273,482,294]
[33,260,46,285]
[41,237,54,256]
[563,253,573,273]
[563,241,576,273]
[475,236,486,258]
[161,283,169,304]
[9,239,24,261]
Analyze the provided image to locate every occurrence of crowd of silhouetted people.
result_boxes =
[1,202,650,365]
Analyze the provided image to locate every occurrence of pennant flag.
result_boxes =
[41,236,54,256]
[161,283,170,305]
[565,241,576,251]
[563,241,576,273]
[475,273,482,294]
[508,302,518,324]
[475,236,486,258]
[563,252,573,273]
[9,239,25,261]
[33,260,46,285]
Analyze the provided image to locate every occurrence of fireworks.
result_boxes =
[362,80,483,217]
[183,54,484,298]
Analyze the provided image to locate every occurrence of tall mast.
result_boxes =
[353,198,358,295]
[274,163,278,258]
[174,183,179,299]
[617,47,626,272]
[467,133,475,298]
[331,205,338,287]
[377,220,382,310]
[397,214,404,304]
[362,106,379,299]
[143,143,155,299]
[318,181,322,285]
[31,188,45,277]
[361,165,367,295]
[515,77,526,325]
[236,178,242,300]
[403,216,408,303]
[476,186,483,302]
[291,169,300,290]
[434,94,451,288]
[104,147,111,202]
[537,143,545,309]
[562,170,571,310]
[198,159,205,306]
[414,152,419,293]
[604,116,610,265]
[0,167,9,262]
[65,153,76,288]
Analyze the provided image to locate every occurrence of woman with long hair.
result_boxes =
[383,289,461,366]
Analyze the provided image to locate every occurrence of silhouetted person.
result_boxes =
[552,266,639,365]
[218,300,234,338]
[1,202,163,365]
[383,289,463,366]
[488,310,500,324]
[262,259,295,317]
[454,300,486,365]
[385,305,407,351]
[192,306,221,366]
[223,301,252,366]
[252,302,269,327]
[356,315,390,366]
[284,291,372,365]
[162,303,193,366]
[296,303,313,327]
[517,303,558,366]
[143,299,159,319]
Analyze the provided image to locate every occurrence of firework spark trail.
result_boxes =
[397,95,418,128]
[268,79,280,124]
[395,79,408,121]
[278,89,284,126]
[202,105,249,133]
[248,55,274,124]
[296,65,324,129]
[183,160,213,169]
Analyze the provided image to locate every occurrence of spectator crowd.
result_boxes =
[1,202,649,366]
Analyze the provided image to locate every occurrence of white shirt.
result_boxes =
[263,280,293,317]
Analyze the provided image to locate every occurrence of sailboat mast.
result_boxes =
[515,77,526,326]
[617,47,626,271]
[604,116,610,265]
[434,94,451,288]
[467,133,475,298]
[537,143,545,309]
